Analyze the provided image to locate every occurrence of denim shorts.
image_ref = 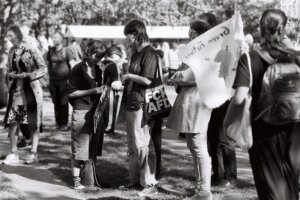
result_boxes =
[71,110,93,161]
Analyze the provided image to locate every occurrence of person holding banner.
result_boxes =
[68,40,106,189]
[121,20,158,197]
[224,9,300,200]
[167,20,213,200]
[201,12,238,186]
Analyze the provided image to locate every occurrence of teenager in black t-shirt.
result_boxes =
[225,9,300,200]
[121,20,158,196]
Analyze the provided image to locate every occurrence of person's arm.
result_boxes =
[171,64,196,86]
[223,86,249,127]
[124,47,157,86]
[223,53,251,127]
[123,73,151,85]
[68,87,103,98]
[23,48,47,80]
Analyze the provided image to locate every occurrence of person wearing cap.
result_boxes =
[98,45,123,134]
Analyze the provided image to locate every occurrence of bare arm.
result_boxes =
[68,87,104,98]
[224,86,249,127]
[123,73,152,86]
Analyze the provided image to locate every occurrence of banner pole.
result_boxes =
[234,0,238,13]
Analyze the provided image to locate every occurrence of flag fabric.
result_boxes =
[177,11,245,109]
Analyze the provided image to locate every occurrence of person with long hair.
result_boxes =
[2,25,47,164]
[225,9,300,200]
[121,20,158,197]
[167,20,213,200]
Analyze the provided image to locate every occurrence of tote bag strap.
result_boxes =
[245,52,253,89]
[149,56,164,89]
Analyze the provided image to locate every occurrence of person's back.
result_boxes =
[226,9,300,200]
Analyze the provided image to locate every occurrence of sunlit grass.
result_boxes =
[0,100,257,199]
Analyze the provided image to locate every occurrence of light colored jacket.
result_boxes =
[4,41,47,132]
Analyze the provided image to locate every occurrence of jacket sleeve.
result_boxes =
[30,48,48,81]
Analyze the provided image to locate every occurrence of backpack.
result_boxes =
[80,159,101,187]
[255,47,300,125]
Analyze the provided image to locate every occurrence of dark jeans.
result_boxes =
[150,119,162,179]
[249,122,300,200]
[208,101,237,181]
[49,79,69,126]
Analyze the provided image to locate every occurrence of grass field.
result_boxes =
[0,102,258,200]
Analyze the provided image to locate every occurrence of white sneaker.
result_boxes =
[138,185,158,197]
[3,153,20,164]
[25,153,38,164]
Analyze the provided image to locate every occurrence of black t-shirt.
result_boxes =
[125,45,158,111]
[68,62,96,110]
[96,60,119,86]
[233,50,269,121]
[47,47,70,80]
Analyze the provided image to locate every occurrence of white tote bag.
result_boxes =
[226,53,253,150]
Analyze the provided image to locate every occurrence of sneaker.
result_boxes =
[59,125,70,132]
[2,153,20,164]
[184,190,212,200]
[119,182,142,190]
[138,185,158,197]
[17,139,31,149]
[73,177,85,190]
[25,153,38,164]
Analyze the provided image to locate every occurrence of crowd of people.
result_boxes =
[0,8,300,200]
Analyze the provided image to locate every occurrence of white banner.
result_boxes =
[178,12,245,108]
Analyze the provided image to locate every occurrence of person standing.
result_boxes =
[2,25,47,164]
[167,41,181,79]
[199,12,238,185]
[68,40,106,189]
[224,9,300,200]
[67,38,83,68]
[121,20,158,197]
[47,31,70,132]
[101,46,122,134]
[167,20,213,200]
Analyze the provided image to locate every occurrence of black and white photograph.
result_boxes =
[0,0,300,199]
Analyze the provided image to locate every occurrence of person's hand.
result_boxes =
[94,86,104,94]
[8,71,18,79]
[170,71,183,83]
[239,41,249,55]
